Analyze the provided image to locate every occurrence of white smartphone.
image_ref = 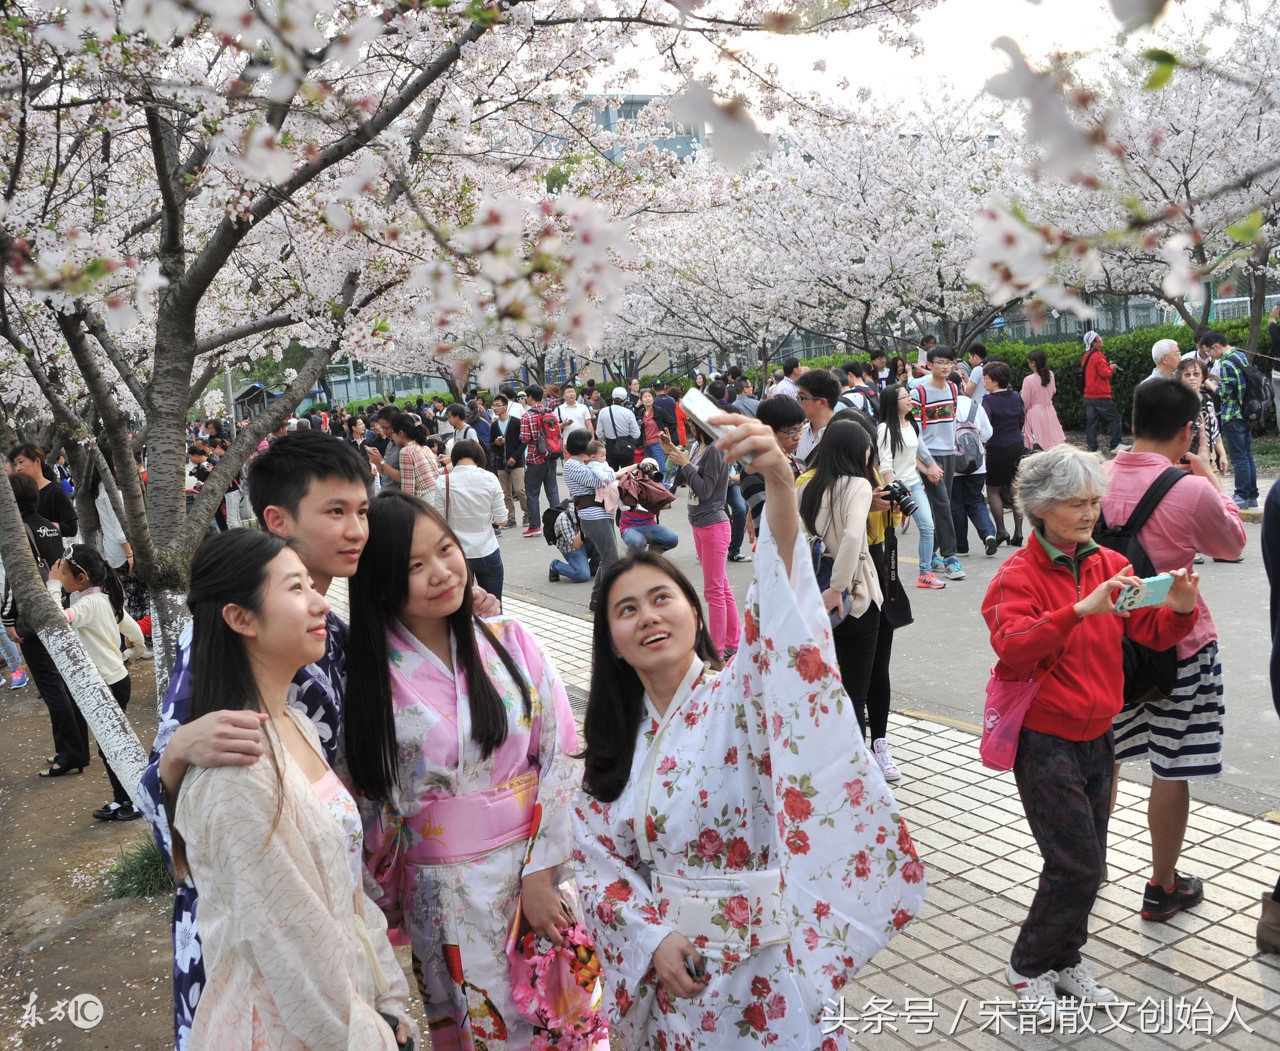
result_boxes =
[680,387,754,464]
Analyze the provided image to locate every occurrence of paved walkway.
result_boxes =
[329,582,1280,1048]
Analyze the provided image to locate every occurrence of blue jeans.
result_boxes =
[726,481,747,557]
[550,547,593,582]
[1084,397,1122,452]
[906,480,936,573]
[467,549,504,604]
[0,620,21,670]
[622,523,680,552]
[951,472,998,553]
[523,458,561,526]
[1222,418,1258,502]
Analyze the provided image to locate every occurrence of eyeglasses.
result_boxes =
[779,426,804,438]
[795,394,820,403]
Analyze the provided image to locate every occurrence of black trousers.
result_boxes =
[1011,727,1113,977]
[832,603,881,728]
[22,632,90,769]
[102,675,133,804]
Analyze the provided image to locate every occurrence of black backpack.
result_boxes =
[1092,467,1188,703]
[1232,352,1269,426]
[542,500,571,545]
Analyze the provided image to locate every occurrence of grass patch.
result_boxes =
[1253,434,1280,477]
[107,835,175,899]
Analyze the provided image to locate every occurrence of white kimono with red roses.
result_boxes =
[573,520,926,1051]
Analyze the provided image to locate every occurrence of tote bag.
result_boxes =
[979,653,1065,771]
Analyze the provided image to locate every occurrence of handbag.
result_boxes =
[604,406,638,465]
[877,525,913,631]
[810,534,852,629]
[505,804,610,1051]
[979,652,1066,771]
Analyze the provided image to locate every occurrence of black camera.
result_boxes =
[884,478,918,517]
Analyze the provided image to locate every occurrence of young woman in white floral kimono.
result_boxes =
[575,416,927,1050]
[174,530,417,1051]
[343,492,598,1051]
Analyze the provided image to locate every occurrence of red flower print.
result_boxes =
[723,895,751,927]
[646,814,657,843]
[897,819,915,856]
[766,992,787,1020]
[725,745,738,766]
[598,835,616,854]
[656,984,672,1013]
[657,755,677,775]
[759,753,772,777]
[876,832,886,845]
[901,859,925,884]
[785,829,810,855]
[605,879,633,902]
[770,712,784,739]
[725,837,750,870]
[794,643,825,683]
[701,1011,717,1032]
[743,1002,768,1032]
[744,607,759,645]
[615,987,633,1015]
[782,787,813,823]
[823,1040,839,1051]
[854,851,871,880]
[596,900,617,926]
[892,908,912,930]
[843,779,866,807]
[813,901,831,920]
[804,927,820,950]
[751,976,772,998]
[695,828,726,860]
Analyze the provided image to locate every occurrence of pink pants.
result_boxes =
[693,520,740,657]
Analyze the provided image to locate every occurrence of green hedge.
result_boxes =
[777,319,1265,433]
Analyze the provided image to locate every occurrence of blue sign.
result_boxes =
[993,316,1006,329]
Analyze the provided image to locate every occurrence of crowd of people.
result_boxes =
[1,324,1277,1047]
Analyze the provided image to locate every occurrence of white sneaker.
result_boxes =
[1006,963,1059,1023]
[1054,962,1116,1003]
[127,646,154,662]
[872,738,901,782]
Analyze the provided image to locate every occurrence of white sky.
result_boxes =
[600,0,1142,112]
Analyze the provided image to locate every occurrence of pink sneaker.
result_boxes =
[916,572,946,590]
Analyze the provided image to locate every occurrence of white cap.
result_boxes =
[1083,330,1100,347]
[612,387,627,400]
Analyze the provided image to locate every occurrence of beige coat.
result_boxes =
[797,475,884,617]
[175,709,416,1051]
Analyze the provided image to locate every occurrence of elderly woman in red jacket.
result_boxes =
[982,444,1200,1022]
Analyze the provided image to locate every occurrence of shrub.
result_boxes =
[107,835,175,899]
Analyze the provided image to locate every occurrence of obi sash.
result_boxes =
[650,868,789,963]
[405,769,539,867]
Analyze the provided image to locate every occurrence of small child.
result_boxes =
[587,440,620,514]
[51,545,147,821]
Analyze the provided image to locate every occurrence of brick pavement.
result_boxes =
[329,580,1280,1049]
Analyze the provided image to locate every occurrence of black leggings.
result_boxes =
[863,625,895,743]
[101,676,132,804]
[833,603,880,737]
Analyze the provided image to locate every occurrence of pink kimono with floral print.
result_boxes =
[573,521,927,1051]
[356,617,582,1051]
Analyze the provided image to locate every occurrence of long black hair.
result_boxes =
[65,544,125,624]
[879,382,919,462]
[391,412,430,447]
[799,420,876,536]
[183,530,291,864]
[344,491,532,802]
[1027,348,1052,386]
[581,550,721,803]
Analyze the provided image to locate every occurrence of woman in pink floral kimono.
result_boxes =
[575,416,926,1050]
[343,492,602,1051]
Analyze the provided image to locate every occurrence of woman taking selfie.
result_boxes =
[576,415,924,1050]
[344,491,599,1051]
[174,530,417,1050]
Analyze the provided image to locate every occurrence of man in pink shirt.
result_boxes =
[1102,379,1247,922]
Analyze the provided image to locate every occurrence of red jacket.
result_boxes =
[982,533,1197,741]
[1082,348,1115,398]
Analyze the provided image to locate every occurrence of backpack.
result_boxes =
[1229,351,1268,425]
[542,500,571,545]
[537,410,563,458]
[954,399,983,475]
[1092,466,1188,703]
[839,388,878,421]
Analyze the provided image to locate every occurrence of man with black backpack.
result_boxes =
[1099,379,1246,922]
[1200,329,1262,509]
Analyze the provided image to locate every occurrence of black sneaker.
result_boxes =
[93,801,121,821]
[984,534,999,556]
[1142,872,1204,921]
[113,802,142,822]
[548,567,560,583]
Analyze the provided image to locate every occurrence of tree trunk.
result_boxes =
[0,463,148,794]
[149,585,189,707]
[1247,242,1270,357]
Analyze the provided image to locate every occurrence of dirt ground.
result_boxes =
[0,663,438,1051]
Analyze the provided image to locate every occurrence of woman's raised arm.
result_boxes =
[711,417,798,575]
